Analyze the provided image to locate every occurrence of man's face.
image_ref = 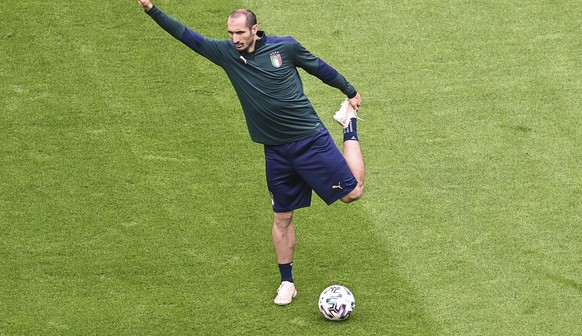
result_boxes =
[227,16,258,52]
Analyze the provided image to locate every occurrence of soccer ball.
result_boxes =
[318,285,355,321]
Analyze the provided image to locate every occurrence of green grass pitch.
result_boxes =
[1,0,581,335]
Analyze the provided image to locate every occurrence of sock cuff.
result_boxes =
[343,118,359,141]
[343,117,357,133]
[278,262,294,283]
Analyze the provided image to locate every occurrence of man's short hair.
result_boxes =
[228,9,257,29]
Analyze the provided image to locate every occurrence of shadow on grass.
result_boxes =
[252,201,439,335]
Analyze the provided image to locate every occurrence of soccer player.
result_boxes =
[136,0,365,306]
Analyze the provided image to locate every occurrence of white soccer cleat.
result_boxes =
[333,99,359,128]
[274,281,297,306]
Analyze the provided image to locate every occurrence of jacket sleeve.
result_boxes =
[145,6,227,66]
[146,7,190,43]
[292,43,358,98]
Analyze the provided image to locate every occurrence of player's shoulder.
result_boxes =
[263,33,299,45]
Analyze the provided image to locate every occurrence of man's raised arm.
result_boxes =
[136,1,188,41]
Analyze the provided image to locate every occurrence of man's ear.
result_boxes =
[252,24,259,35]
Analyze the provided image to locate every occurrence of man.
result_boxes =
[136,0,365,306]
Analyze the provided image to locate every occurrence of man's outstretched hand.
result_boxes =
[137,0,153,11]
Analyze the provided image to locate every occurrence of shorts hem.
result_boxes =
[323,185,356,205]
[273,203,311,213]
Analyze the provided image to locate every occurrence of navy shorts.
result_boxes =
[265,128,357,213]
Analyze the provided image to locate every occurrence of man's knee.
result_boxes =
[340,183,364,203]
[274,211,294,227]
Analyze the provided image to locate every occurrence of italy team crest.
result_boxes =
[270,52,283,68]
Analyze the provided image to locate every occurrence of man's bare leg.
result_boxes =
[341,139,365,203]
[272,211,297,305]
[334,96,365,203]
[272,211,295,264]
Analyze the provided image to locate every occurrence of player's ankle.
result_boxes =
[343,118,358,141]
